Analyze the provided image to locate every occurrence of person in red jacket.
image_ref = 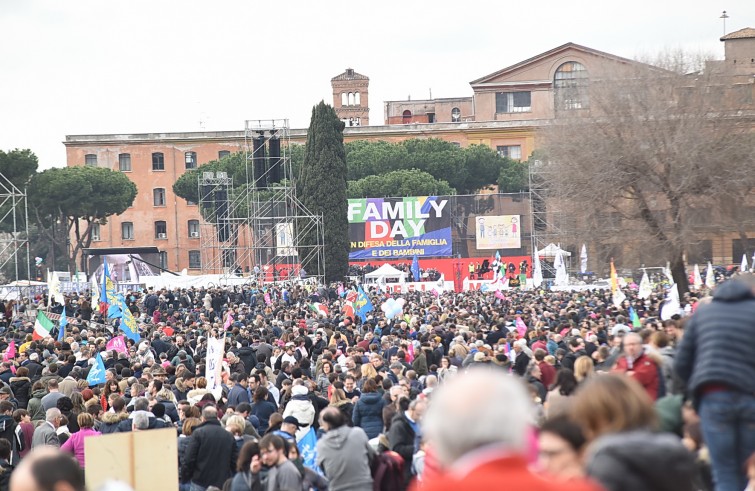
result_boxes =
[414,369,603,491]
[611,332,660,400]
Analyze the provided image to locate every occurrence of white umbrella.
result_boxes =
[705,262,715,289]
[580,244,588,274]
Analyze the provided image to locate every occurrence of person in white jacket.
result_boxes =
[282,382,315,442]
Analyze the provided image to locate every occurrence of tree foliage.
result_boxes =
[29,166,137,272]
[0,149,38,235]
[299,101,349,282]
[347,169,455,199]
[540,53,755,295]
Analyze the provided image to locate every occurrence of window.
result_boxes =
[341,93,348,106]
[188,250,201,269]
[85,154,97,167]
[153,188,166,206]
[495,92,532,113]
[188,220,200,238]
[155,221,167,239]
[355,92,361,106]
[185,151,197,169]
[451,107,461,122]
[402,110,412,123]
[218,150,230,159]
[91,223,101,241]
[158,251,168,270]
[121,222,134,240]
[555,62,589,110]
[348,92,355,106]
[427,113,435,123]
[496,145,522,160]
[152,152,165,171]
[118,153,131,172]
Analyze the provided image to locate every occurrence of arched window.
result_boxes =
[402,110,412,124]
[348,92,355,106]
[451,107,461,122]
[341,92,348,106]
[355,92,361,106]
[554,62,589,110]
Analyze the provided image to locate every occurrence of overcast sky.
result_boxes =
[0,0,751,169]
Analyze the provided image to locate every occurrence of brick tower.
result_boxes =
[331,68,369,126]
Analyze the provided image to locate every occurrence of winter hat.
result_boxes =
[292,385,308,397]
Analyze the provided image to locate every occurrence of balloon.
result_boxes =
[396,298,406,307]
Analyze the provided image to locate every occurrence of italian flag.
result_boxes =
[310,303,329,317]
[33,311,54,340]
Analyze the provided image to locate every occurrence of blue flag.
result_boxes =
[100,260,109,304]
[86,353,107,386]
[58,307,68,342]
[355,286,374,323]
[411,256,421,282]
[297,426,318,470]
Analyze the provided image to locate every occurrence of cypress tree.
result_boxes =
[298,101,348,282]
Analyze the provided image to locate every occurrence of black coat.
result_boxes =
[8,378,31,410]
[181,419,238,488]
[387,413,416,485]
[23,362,43,382]
[236,347,256,375]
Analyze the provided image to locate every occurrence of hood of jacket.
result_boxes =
[101,411,129,424]
[587,430,696,491]
[358,391,383,406]
[9,377,30,384]
[31,389,46,399]
[320,425,351,450]
[713,278,754,302]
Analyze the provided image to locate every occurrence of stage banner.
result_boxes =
[475,215,521,249]
[348,196,452,260]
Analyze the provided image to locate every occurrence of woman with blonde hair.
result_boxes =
[569,374,697,491]
[360,362,377,383]
[573,356,594,384]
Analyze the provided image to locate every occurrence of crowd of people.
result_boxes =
[0,269,752,491]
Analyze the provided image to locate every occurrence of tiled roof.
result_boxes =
[721,27,755,40]
[331,68,369,81]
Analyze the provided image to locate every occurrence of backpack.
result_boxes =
[370,450,404,491]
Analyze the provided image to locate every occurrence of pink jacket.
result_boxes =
[61,428,101,467]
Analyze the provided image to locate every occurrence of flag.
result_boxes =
[58,306,68,342]
[33,311,54,340]
[106,335,128,354]
[3,341,15,362]
[515,316,527,337]
[205,336,225,393]
[355,286,373,322]
[310,303,329,317]
[610,260,626,308]
[705,262,715,289]
[223,312,234,330]
[580,244,588,274]
[118,296,140,343]
[47,270,64,308]
[297,426,319,470]
[86,353,107,386]
[264,293,272,305]
[742,254,749,273]
[638,271,652,300]
[91,275,100,312]
[554,251,568,287]
[411,256,421,282]
[629,306,642,328]
[661,284,681,320]
[337,284,345,297]
[532,248,543,289]
[494,290,505,301]
[693,264,702,289]
[100,260,110,303]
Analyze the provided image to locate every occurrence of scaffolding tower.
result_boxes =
[0,172,31,282]
[528,159,571,278]
[198,119,325,283]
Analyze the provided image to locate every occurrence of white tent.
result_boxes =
[364,264,406,283]
[538,243,572,258]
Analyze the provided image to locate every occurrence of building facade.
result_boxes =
[65,31,755,272]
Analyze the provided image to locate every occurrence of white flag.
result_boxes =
[638,271,652,300]
[205,336,225,394]
[741,254,748,273]
[693,264,702,289]
[661,284,681,320]
[705,262,715,289]
[580,244,588,274]
[532,248,543,288]
[554,251,568,287]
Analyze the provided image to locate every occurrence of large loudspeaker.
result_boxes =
[268,136,281,183]
[252,136,267,188]
[215,188,230,242]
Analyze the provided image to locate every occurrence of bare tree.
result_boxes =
[540,52,755,296]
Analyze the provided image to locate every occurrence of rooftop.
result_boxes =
[721,27,755,41]
[331,68,369,81]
